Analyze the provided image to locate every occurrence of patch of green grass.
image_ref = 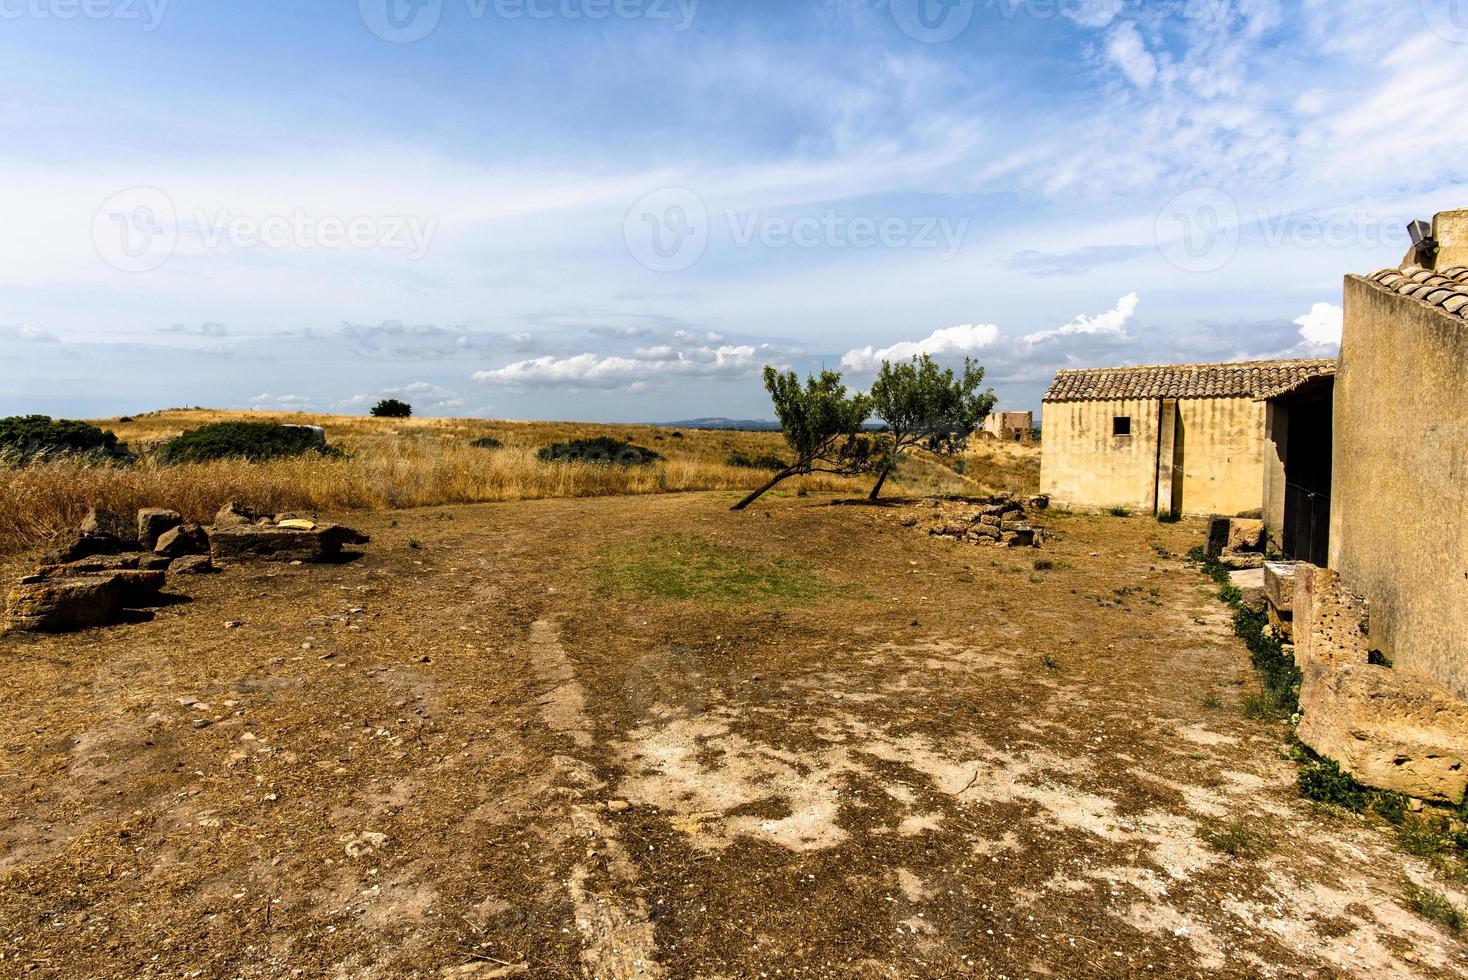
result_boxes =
[1406,883,1465,933]
[1201,815,1274,858]
[596,534,841,606]
[1033,559,1055,572]
[1241,693,1288,722]
[1105,506,1132,517]
[1040,654,1060,671]
[1202,695,1225,710]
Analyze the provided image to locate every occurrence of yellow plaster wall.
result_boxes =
[1039,398,1159,511]
[1174,397,1268,517]
[1331,276,1468,697]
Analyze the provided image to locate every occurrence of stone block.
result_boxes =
[213,501,261,531]
[41,529,122,565]
[1263,561,1297,614]
[1298,660,1468,803]
[1227,518,1265,553]
[209,524,367,564]
[4,577,124,633]
[1293,565,1370,670]
[1206,516,1230,558]
[155,524,209,557]
[169,555,215,575]
[80,507,138,548]
[137,508,182,550]
[1219,550,1265,570]
[34,566,165,605]
[1228,568,1267,611]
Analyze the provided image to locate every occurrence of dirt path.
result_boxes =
[1,492,1464,977]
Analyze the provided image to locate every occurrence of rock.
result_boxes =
[1218,549,1265,570]
[1263,561,1297,614]
[169,554,215,575]
[136,508,183,550]
[1007,525,1039,548]
[277,518,317,531]
[1206,516,1231,559]
[41,528,122,565]
[898,515,918,528]
[213,501,261,531]
[155,524,209,557]
[1027,494,1050,511]
[4,577,124,632]
[209,523,368,564]
[1298,659,1468,803]
[80,507,138,548]
[37,553,142,575]
[1228,568,1267,612]
[605,799,632,813]
[138,553,174,570]
[1227,518,1265,553]
[1292,565,1371,669]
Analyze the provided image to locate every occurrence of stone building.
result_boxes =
[980,410,1034,442]
[1264,206,1468,802]
[1040,360,1334,517]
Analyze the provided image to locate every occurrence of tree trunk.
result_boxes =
[868,460,896,501]
[731,467,800,511]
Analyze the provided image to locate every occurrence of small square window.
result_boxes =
[1113,416,1132,436]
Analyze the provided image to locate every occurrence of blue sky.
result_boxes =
[3,0,1466,421]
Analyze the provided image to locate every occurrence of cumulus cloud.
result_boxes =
[1294,302,1343,346]
[345,381,466,410]
[1023,293,1139,344]
[1106,22,1157,89]
[474,344,768,390]
[17,323,59,343]
[840,324,1000,373]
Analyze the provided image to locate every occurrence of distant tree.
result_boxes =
[730,367,875,511]
[370,398,412,418]
[866,355,996,501]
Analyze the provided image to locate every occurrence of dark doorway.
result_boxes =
[1283,391,1332,566]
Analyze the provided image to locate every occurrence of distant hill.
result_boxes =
[663,417,782,431]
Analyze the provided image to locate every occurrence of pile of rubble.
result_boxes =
[904,494,1050,549]
[4,503,368,634]
[1206,515,1267,569]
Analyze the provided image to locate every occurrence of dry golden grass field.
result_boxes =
[0,410,1040,556]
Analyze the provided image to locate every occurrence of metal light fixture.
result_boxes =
[1408,219,1439,265]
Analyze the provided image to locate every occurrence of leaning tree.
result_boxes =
[865,354,996,501]
[730,367,874,511]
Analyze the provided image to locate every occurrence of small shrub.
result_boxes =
[470,436,503,450]
[1105,506,1132,517]
[1040,654,1060,671]
[726,452,788,472]
[1298,755,1368,811]
[1406,884,1465,933]
[1241,694,1287,722]
[157,422,338,464]
[1201,816,1273,858]
[371,398,412,418]
[0,415,124,463]
[538,437,661,467]
[1033,559,1054,572]
[1156,512,1182,524]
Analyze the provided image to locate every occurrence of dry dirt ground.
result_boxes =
[2,492,1464,978]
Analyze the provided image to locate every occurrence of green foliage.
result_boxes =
[1189,545,1300,712]
[596,534,840,606]
[731,367,874,510]
[725,451,788,471]
[537,437,661,466]
[1201,816,1274,858]
[0,415,123,463]
[1242,693,1288,722]
[866,355,996,499]
[370,398,412,418]
[156,422,337,464]
[469,436,503,450]
[1406,884,1465,933]
[1298,755,1369,811]
[1105,506,1133,517]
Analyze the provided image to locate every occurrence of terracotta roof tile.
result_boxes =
[1365,264,1468,321]
[1042,359,1336,403]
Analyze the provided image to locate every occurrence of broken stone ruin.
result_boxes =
[3,503,369,634]
[903,493,1050,549]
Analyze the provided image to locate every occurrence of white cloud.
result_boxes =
[474,344,768,390]
[1023,293,1139,344]
[345,381,466,410]
[17,323,59,343]
[1106,22,1157,89]
[1294,302,1343,346]
[840,324,1000,373]
[1063,0,1125,29]
[248,393,312,409]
